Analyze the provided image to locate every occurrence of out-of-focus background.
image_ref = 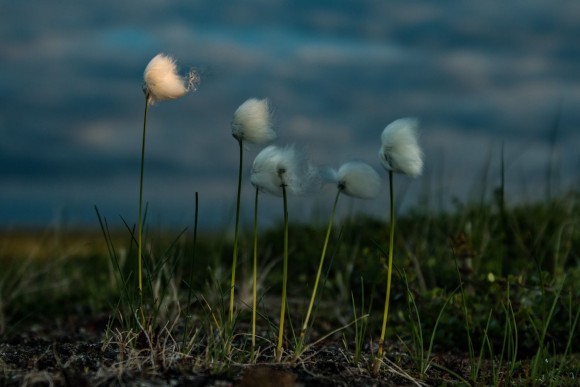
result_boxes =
[1,0,579,230]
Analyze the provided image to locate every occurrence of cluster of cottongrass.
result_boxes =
[134,53,423,372]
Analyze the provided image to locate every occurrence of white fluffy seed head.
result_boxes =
[143,53,197,105]
[250,145,285,196]
[378,118,423,177]
[331,161,381,199]
[250,145,320,197]
[232,98,276,145]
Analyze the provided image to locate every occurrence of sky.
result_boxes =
[1,0,579,230]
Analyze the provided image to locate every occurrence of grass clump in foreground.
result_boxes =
[1,191,579,386]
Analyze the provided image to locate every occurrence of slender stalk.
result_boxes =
[251,186,259,363]
[373,170,395,374]
[230,139,243,323]
[182,192,199,351]
[294,189,341,360]
[276,185,289,362]
[136,96,149,326]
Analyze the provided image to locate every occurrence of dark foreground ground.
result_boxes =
[0,327,463,386]
[4,314,575,387]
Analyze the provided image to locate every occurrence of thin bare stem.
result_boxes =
[251,186,259,363]
[182,192,199,351]
[373,170,395,375]
[276,184,289,362]
[294,189,341,360]
[230,139,243,323]
[136,96,149,326]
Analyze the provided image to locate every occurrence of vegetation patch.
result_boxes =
[1,192,579,386]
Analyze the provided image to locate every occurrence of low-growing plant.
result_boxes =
[399,268,459,377]
[495,281,520,385]
[346,277,371,365]
[529,276,567,382]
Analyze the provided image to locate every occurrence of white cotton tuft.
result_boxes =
[250,145,320,197]
[333,161,381,199]
[232,98,276,145]
[143,54,197,105]
[378,118,423,177]
[250,145,285,196]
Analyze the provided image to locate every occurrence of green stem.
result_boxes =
[276,185,289,362]
[182,192,199,351]
[136,96,149,326]
[294,189,341,360]
[230,139,243,323]
[251,186,259,363]
[373,170,395,375]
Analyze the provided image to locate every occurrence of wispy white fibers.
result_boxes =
[379,118,423,177]
[250,145,319,197]
[232,98,277,145]
[143,53,198,105]
[330,161,382,199]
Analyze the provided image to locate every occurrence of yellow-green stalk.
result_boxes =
[230,98,276,324]
[374,118,423,374]
[276,184,290,362]
[136,95,149,325]
[373,170,395,374]
[230,138,243,323]
[251,186,259,362]
[294,189,340,360]
[249,144,318,361]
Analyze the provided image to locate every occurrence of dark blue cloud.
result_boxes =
[1,0,579,228]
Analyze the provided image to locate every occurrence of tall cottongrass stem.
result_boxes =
[278,184,290,362]
[229,98,275,323]
[294,161,381,360]
[250,144,319,361]
[373,118,423,374]
[250,185,259,363]
[138,53,197,322]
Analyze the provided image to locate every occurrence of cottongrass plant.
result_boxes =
[229,98,276,325]
[138,53,197,324]
[250,144,319,362]
[373,118,423,374]
[294,161,381,361]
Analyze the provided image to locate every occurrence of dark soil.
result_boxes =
[4,311,580,387]
[0,315,472,387]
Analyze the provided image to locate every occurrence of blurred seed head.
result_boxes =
[232,98,276,145]
[330,161,381,199]
[378,117,423,177]
[143,53,198,105]
[251,145,320,197]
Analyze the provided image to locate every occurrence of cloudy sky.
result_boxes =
[1,0,579,230]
